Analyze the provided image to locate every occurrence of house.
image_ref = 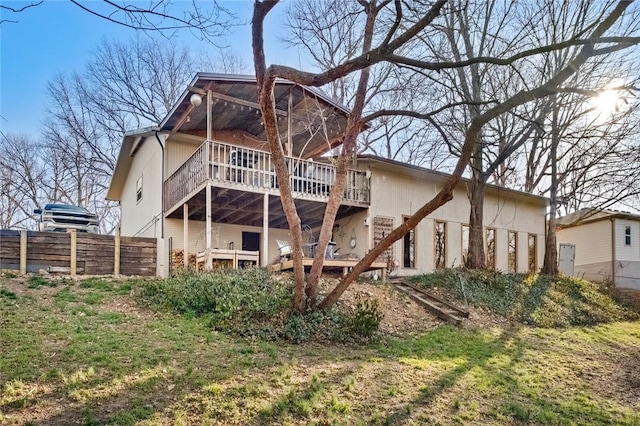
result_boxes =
[557,209,640,289]
[107,73,548,278]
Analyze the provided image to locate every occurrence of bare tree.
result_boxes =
[284,0,447,167]
[41,37,235,233]
[0,1,43,25]
[0,134,47,229]
[252,0,640,312]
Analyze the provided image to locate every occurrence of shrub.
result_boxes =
[138,268,385,343]
[139,268,292,330]
[413,269,636,327]
[343,300,384,340]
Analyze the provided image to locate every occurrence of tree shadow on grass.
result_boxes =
[1,364,212,425]
[374,323,525,425]
[1,336,286,425]
[247,361,365,425]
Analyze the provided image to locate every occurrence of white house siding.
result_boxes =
[495,228,508,272]
[333,210,369,260]
[614,219,640,262]
[165,139,200,178]
[120,136,163,237]
[614,218,640,289]
[557,220,613,284]
[365,164,546,276]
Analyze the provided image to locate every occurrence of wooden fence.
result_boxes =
[0,229,157,277]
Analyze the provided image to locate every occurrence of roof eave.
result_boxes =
[357,154,549,206]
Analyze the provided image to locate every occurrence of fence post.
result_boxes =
[20,230,27,275]
[114,225,121,277]
[70,229,77,277]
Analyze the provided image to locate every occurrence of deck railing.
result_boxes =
[163,140,370,212]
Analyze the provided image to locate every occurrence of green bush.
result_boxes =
[344,300,384,340]
[138,269,384,343]
[282,302,382,344]
[139,268,291,330]
[413,269,636,327]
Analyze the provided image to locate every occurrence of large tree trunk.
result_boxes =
[542,100,559,275]
[542,215,558,275]
[466,128,486,269]
[466,176,486,269]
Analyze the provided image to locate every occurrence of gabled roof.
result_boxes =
[106,127,160,201]
[557,208,640,228]
[160,73,350,158]
[356,155,549,206]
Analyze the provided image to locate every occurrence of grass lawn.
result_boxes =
[1,274,639,425]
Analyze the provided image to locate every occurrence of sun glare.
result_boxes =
[594,89,620,115]
[591,78,627,117]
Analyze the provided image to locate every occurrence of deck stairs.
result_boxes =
[390,279,469,325]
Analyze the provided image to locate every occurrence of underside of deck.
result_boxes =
[271,258,388,280]
[166,185,367,229]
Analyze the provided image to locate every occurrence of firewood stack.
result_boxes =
[171,249,196,271]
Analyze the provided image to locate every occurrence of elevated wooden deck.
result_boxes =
[271,258,388,281]
[163,140,370,216]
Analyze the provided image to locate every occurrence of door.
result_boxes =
[241,232,261,267]
[558,243,576,276]
[242,232,260,251]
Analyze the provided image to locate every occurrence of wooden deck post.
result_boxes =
[70,229,77,277]
[206,182,212,269]
[114,225,121,277]
[183,203,189,270]
[262,192,269,266]
[207,90,212,142]
[19,230,27,275]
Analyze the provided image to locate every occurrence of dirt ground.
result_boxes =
[311,274,511,335]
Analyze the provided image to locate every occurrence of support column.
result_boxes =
[183,203,189,270]
[287,89,293,156]
[262,192,269,267]
[205,182,212,269]
[207,90,212,142]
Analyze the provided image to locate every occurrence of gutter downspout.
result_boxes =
[155,131,165,239]
[611,218,616,286]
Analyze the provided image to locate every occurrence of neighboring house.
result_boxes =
[107,73,548,278]
[557,209,640,289]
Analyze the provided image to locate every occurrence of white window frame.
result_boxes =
[136,175,143,204]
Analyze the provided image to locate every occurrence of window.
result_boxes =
[136,175,143,203]
[486,228,496,270]
[403,217,415,268]
[461,225,469,266]
[508,231,517,273]
[625,226,631,246]
[435,221,446,269]
[528,234,537,272]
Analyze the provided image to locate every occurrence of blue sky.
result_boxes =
[0,1,293,138]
